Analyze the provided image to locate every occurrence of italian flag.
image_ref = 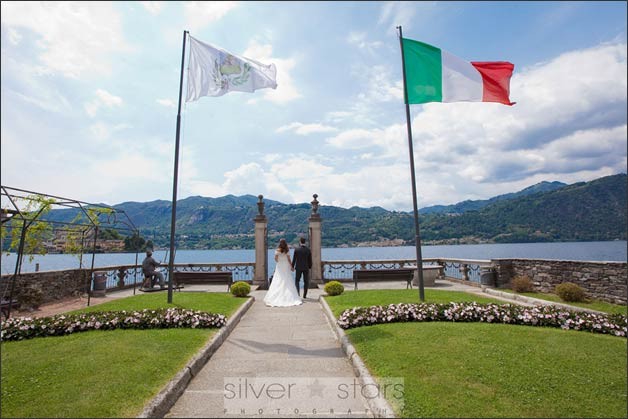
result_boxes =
[401,38,515,106]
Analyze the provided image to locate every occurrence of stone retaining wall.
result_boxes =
[492,259,627,304]
[1,269,90,308]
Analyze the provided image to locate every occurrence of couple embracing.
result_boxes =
[264,237,312,307]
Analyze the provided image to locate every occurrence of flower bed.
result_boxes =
[337,302,627,337]
[1,308,227,341]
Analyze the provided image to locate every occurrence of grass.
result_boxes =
[500,289,628,315]
[347,322,627,418]
[324,289,628,418]
[1,292,248,418]
[325,288,505,317]
[71,291,245,314]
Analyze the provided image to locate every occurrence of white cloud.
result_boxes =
[96,89,123,107]
[347,31,383,53]
[354,64,404,103]
[222,162,294,202]
[321,42,627,208]
[2,4,625,212]
[84,89,124,118]
[261,154,282,164]
[533,125,627,175]
[325,111,353,123]
[326,129,381,149]
[89,122,131,142]
[6,27,22,45]
[276,122,338,135]
[13,90,72,114]
[157,99,176,108]
[297,163,413,209]
[378,1,417,34]
[140,1,163,15]
[391,42,628,185]
[178,155,334,206]
[183,1,238,32]
[326,124,406,159]
[243,39,301,104]
[269,158,334,180]
[326,64,402,125]
[1,2,130,78]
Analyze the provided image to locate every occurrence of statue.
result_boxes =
[257,195,265,217]
[311,194,319,217]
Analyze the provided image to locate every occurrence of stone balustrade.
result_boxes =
[2,257,625,310]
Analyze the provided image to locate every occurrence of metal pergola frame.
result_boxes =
[1,186,141,317]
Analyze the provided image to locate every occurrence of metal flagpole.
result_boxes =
[397,26,425,301]
[167,29,188,303]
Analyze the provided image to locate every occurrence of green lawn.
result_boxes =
[72,291,244,314]
[500,289,628,315]
[325,288,504,317]
[324,290,628,418]
[1,292,248,418]
[346,323,627,418]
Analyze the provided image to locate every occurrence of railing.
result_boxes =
[321,258,494,284]
[92,262,256,290]
[439,258,494,283]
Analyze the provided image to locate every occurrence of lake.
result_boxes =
[2,241,626,275]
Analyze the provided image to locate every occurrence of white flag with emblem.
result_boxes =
[186,35,278,102]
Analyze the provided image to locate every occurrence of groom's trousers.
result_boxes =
[295,269,310,298]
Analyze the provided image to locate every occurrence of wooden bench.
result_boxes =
[1,299,20,319]
[352,268,415,290]
[172,271,234,291]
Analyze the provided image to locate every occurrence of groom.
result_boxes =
[292,237,313,298]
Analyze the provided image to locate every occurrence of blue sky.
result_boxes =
[1,1,626,211]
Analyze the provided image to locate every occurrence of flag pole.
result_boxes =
[397,26,425,302]
[167,29,189,303]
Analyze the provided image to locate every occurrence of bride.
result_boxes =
[264,238,303,307]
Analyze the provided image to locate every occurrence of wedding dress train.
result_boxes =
[264,251,302,307]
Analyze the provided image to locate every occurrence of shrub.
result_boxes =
[230,281,251,297]
[335,302,627,337]
[555,282,586,302]
[324,281,344,296]
[511,275,534,293]
[17,285,44,310]
[0,308,226,341]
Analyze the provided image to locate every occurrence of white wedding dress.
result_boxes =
[264,250,303,307]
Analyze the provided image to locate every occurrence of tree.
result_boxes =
[124,232,146,252]
[63,206,115,262]
[1,194,55,262]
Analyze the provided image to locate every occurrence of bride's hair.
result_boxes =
[277,238,289,253]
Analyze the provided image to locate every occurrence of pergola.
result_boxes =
[1,186,140,317]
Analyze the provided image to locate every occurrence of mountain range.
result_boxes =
[40,173,627,249]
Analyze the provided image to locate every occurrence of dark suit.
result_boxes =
[292,244,312,298]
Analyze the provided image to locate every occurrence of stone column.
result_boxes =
[308,194,323,284]
[491,259,513,288]
[253,195,268,289]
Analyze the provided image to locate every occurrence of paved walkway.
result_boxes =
[20,278,536,418]
[166,287,372,418]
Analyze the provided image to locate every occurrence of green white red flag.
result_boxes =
[401,37,515,105]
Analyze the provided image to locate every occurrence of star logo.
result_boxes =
[306,378,325,398]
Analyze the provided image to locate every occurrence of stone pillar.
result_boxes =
[253,195,268,289]
[308,194,323,284]
[491,259,513,288]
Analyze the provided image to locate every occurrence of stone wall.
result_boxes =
[492,259,627,304]
[1,269,91,308]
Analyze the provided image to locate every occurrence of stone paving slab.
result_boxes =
[166,288,372,418]
[161,279,539,418]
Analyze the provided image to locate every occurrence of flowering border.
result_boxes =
[1,308,227,341]
[337,302,627,338]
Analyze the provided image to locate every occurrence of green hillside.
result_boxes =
[29,173,628,250]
